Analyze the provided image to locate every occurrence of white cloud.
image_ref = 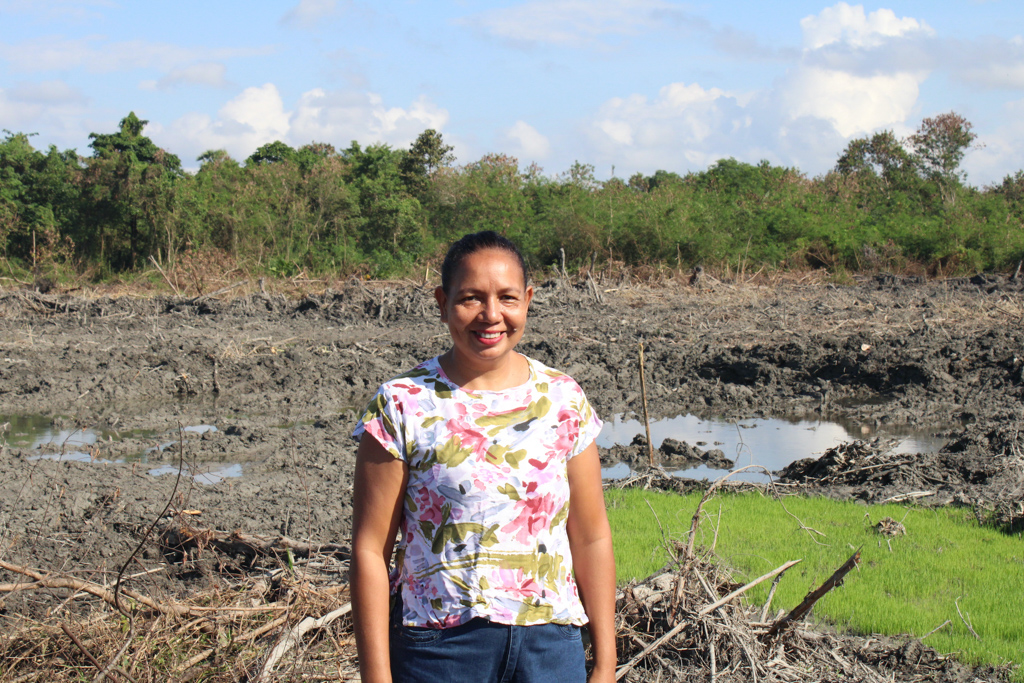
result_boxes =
[289,90,448,147]
[963,98,1024,185]
[0,36,271,74]
[800,2,931,50]
[280,0,340,28]
[580,3,935,176]
[586,82,750,172]
[153,62,229,90]
[951,63,1024,90]
[7,79,87,105]
[943,37,1024,90]
[149,84,289,163]
[780,67,923,138]
[0,83,91,145]
[460,0,706,48]
[501,121,551,161]
[779,3,931,138]
[150,83,448,165]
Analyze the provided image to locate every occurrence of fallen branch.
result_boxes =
[879,490,935,504]
[955,597,981,640]
[922,619,951,640]
[256,602,352,681]
[698,559,801,617]
[148,256,180,297]
[764,549,861,638]
[191,279,248,304]
[615,558,801,681]
[616,619,688,681]
[174,611,294,675]
[1,559,195,617]
[160,525,350,561]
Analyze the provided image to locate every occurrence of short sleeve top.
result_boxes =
[352,354,603,628]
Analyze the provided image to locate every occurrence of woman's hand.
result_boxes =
[567,442,618,680]
[351,434,408,683]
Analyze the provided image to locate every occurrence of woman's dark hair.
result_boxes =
[440,231,528,294]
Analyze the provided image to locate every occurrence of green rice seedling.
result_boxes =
[605,488,1024,679]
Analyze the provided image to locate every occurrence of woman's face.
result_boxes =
[434,248,533,371]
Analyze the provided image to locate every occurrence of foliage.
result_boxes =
[81,112,183,270]
[0,130,79,265]
[0,112,1021,281]
[400,128,454,198]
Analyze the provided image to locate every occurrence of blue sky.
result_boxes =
[1,0,1022,185]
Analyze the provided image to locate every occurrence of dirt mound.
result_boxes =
[776,416,1024,508]
[602,435,734,470]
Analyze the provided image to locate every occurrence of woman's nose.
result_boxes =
[481,297,501,321]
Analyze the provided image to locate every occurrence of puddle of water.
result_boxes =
[599,414,947,483]
[7,414,230,483]
[183,425,218,435]
[4,414,103,451]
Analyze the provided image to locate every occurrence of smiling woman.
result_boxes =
[350,231,617,683]
[434,236,534,390]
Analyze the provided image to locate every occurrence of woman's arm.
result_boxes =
[351,433,408,683]
[567,441,617,683]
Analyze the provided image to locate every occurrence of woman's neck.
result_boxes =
[439,350,529,391]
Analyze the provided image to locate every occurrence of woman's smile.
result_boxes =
[474,330,504,344]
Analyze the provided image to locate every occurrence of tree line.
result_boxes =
[1,111,1022,282]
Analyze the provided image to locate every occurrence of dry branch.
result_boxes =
[160,524,350,561]
[0,559,196,617]
[148,255,180,296]
[191,279,248,304]
[616,559,801,680]
[256,602,352,681]
[698,560,801,618]
[637,342,655,467]
[764,549,861,638]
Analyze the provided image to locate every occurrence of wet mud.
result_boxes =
[1,273,1022,678]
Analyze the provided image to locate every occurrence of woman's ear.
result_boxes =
[524,285,534,308]
[434,286,448,322]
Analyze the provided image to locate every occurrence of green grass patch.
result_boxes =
[606,488,1024,678]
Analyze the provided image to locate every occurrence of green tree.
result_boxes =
[83,112,182,269]
[246,140,297,167]
[0,130,81,265]
[400,129,455,197]
[343,141,426,273]
[428,153,533,248]
[908,112,978,205]
[294,142,337,175]
[835,130,917,195]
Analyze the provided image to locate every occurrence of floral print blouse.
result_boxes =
[353,355,603,628]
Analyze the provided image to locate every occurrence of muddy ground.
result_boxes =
[1,273,1022,678]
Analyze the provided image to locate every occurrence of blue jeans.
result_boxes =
[390,617,587,683]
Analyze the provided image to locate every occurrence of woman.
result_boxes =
[351,231,616,682]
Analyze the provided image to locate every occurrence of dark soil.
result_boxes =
[1,273,1022,680]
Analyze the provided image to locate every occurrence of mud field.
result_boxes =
[1,273,1023,680]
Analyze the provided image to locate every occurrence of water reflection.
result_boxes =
[599,414,947,483]
[7,414,234,486]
